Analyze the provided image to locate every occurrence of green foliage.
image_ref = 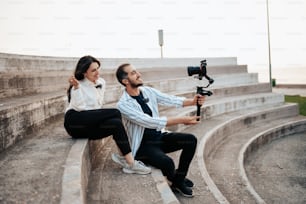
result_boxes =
[285,95,306,116]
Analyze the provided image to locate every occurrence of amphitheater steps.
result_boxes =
[87,91,289,204]
[0,91,66,152]
[86,140,165,204]
[168,104,301,204]
[206,116,303,204]
[0,64,248,99]
[0,70,261,152]
[245,131,306,204]
[0,118,73,203]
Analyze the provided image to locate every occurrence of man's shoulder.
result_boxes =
[117,90,131,104]
[141,86,155,93]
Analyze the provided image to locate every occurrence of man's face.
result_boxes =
[124,65,143,88]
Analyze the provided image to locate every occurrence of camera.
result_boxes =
[197,86,212,96]
[187,59,214,84]
[187,59,214,121]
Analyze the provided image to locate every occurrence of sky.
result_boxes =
[0,0,306,81]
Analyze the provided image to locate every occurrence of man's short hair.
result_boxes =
[116,63,130,86]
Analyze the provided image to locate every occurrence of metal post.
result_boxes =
[158,29,164,58]
[266,0,272,87]
[160,46,163,58]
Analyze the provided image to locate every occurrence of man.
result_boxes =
[113,63,205,197]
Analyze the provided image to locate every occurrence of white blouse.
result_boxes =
[66,77,106,112]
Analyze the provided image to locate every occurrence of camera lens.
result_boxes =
[187,66,200,76]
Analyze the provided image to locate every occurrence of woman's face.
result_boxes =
[84,62,100,83]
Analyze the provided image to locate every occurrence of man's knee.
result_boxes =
[186,133,197,148]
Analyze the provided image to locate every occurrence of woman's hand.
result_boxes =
[68,76,79,89]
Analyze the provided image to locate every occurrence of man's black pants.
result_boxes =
[135,131,197,183]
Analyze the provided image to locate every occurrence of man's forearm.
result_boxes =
[183,98,195,107]
[166,115,199,126]
[166,117,184,126]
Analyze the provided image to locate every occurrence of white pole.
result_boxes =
[158,29,164,58]
[266,0,272,87]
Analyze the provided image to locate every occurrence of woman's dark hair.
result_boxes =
[67,55,100,102]
[116,63,130,86]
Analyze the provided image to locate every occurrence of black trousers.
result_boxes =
[135,131,197,183]
[64,108,131,156]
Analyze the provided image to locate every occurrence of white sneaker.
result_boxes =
[123,160,151,175]
[111,153,127,167]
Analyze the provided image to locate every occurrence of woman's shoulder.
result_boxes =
[97,77,106,84]
[98,77,105,82]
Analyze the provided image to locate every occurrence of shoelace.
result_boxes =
[136,160,148,167]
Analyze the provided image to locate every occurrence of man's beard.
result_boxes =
[129,79,143,88]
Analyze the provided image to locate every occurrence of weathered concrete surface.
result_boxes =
[0,117,73,203]
[0,53,238,71]
[205,116,302,204]
[239,119,306,204]
[0,93,66,152]
[246,131,306,204]
[1,53,305,204]
[166,103,300,204]
[0,64,249,99]
[86,140,165,204]
[273,86,306,97]
[0,71,262,152]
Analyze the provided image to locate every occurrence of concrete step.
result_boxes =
[243,123,306,204]
[164,92,285,133]
[0,118,73,204]
[136,64,248,82]
[158,83,271,112]
[205,110,301,203]
[0,91,297,203]
[0,91,66,152]
[0,53,238,71]
[0,65,251,99]
[0,80,269,152]
[86,140,167,204]
[0,71,70,99]
[104,72,259,104]
[85,93,289,204]
[167,103,300,203]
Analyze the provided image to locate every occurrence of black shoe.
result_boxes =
[172,181,194,198]
[184,178,194,188]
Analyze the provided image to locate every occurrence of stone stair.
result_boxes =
[1,53,305,204]
[0,55,253,152]
[242,122,306,204]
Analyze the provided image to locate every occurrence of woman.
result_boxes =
[64,55,151,175]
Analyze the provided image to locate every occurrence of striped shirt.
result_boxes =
[117,86,185,156]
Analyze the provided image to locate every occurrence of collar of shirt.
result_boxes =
[83,77,98,87]
[82,77,103,89]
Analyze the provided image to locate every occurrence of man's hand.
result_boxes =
[183,94,206,107]
[166,115,200,126]
[68,76,79,89]
[193,94,205,106]
[182,115,200,125]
